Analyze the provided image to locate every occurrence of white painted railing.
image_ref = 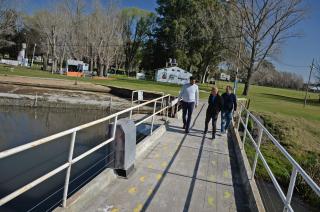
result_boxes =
[0,94,175,208]
[236,103,320,212]
[130,90,165,116]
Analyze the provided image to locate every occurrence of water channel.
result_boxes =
[0,106,150,211]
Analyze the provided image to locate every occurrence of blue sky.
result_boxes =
[23,0,320,81]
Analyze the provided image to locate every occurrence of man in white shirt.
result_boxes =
[178,76,199,133]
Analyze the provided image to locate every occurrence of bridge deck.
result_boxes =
[81,103,250,212]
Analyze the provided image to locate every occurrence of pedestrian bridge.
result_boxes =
[0,94,319,212]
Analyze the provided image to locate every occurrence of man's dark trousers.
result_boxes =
[182,101,195,132]
[205,113,218,135]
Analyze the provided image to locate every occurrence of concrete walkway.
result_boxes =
[82,103,250,212]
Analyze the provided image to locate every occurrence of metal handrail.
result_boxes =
[0,94,175,208]
[236,103,320,212]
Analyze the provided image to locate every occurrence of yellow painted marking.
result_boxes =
[128,186,137,194]
[223,170,229,178]
[147,188,153,196]
[208,175,216,182]
[156,174,162,180]
[111,208,119,212]
[133,203,143,212]
[161,162,168,168]
[208,196,215,206]
[224,191,231,199]
[139,176,145,182]
[147,164,153,169]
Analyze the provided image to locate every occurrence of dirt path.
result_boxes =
[0,75,109,93]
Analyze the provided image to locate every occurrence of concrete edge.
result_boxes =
[54,168,117,212]
[136,124,167,158]
[54,121,168,212]
[230,122,266,212]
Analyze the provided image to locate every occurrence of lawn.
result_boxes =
[1,65,320,205]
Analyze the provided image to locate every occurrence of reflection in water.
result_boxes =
[0,106,114,211]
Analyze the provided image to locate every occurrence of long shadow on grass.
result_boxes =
[259,93,320,106]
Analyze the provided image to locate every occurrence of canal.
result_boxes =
[0,106,151,211]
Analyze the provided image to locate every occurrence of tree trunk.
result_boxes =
[103,63,108,76]
[43,39,49,71]
[43,55,48,71]
[90,58,94,73]
[243,67,253,96]
[90,45,94,73]
[201,65,209,84]
[243,43,256,96]
[59,41,66,74]
[51,28,57,74]
[98,57,104,77]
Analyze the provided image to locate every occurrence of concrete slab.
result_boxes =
[63,102,251,212]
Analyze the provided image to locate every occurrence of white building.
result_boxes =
[220,73,231,81]
[155,66,192,85]
[309,85,320,93]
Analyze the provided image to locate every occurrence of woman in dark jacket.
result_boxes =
[204,86,223,139]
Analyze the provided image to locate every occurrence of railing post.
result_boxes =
[283,167,298,212]
[131,92,134,107]
[130,92,134,119]
[62,131,77,208]
[242,112,250,149]
[237,105,243,131]
[112,115,118,139]
[150,101,157,135]
[251,126,263,179]
[171,100,174,118]
[161,96,164,118]
[109,97,112,114]
[166,96,171,122]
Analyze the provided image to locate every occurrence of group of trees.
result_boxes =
[251,60,304,89]
[24,0,127,76]
[0,0,307,95]
[1,0,154,77]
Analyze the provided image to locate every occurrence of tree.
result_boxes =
[25,6,65,73]
[83,0,123,76]
[155,0,225,81]
[0,0,18,48]
[62,0,86,61]
[233,0,305,95]
[121,8,153,75]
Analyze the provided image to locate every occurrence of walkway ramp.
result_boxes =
[74,103,250,212]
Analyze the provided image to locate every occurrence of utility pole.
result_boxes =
[304,59,314,107]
